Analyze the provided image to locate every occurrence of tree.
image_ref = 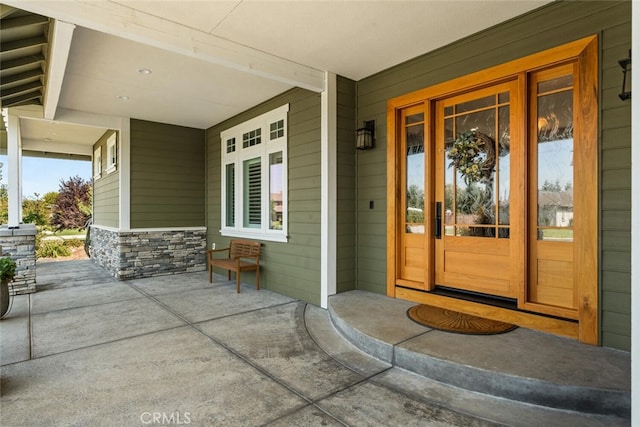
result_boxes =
[541,178,562,192]
[406,184,424,224]
[22,191,59,226]
[22,194,47,225]
[0,162,7,224]
[51,176,92,230]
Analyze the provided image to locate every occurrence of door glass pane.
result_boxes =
[406,119,424,234]
[444,118,454,236]
[498,105,510,237]
[537,78,573,241]
[269,152,283,230]
[445,90,511,238]
[454,110,496,234]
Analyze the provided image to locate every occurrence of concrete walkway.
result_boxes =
[0,260,630,426]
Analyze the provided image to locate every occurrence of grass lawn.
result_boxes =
[42,228,87,237]
[540,228,573,240]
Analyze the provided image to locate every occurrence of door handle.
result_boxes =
[435,201,442,239]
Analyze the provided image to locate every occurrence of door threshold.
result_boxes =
[397,285,578,324]
[431,286,517,310]
[395,286,579,341]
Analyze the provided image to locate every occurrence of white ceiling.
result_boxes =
[4,0,551,152]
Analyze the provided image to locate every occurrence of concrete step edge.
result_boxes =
[327,300,630,418]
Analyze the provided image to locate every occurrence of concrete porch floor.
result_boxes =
[0,260,630,426]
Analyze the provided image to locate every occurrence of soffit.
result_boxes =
[1,0,552,154]
[0,5,50,109]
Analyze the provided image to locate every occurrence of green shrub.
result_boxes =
[64,238,84,248]
[37,240,71,258]
[0,257,17,282]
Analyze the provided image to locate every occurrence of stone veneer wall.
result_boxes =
[90,226,207,279]
[0,224,37,295]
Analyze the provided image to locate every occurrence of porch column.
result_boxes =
[630,0,639,423]
[6,111,22,227]
[119,118,131,230]
[320,71,337,309]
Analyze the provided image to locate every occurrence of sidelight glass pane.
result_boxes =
[455,95,495,114]
[243,158,261,228]
[225,163,235,227]
[269,152,283,230]
[406,122,424,234]
[406,113,423,125]
[536,78,573,241]
[538,75,573,94]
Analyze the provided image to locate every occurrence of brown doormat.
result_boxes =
[407,304,518,335]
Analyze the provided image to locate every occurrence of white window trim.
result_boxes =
[93,146,102,179]
[220,104,289,242]
[105,133,117,174]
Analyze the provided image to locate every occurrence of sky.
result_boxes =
[0,155,92,199]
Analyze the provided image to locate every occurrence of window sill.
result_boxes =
[220,229,288,243]
[105,165,117,174]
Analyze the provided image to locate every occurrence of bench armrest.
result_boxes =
[206,247,230,261]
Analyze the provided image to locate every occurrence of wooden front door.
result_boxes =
[387,36,598,343]
[434,81,520,299]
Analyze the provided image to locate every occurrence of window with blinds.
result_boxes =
[220,104,289,242]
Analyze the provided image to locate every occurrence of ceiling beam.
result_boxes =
[1,0,325,92]
[54,108,124,130]
[1,92,41,108]
[0,68,43,87]
[0,35,47,53]
[0,4,17,19]
[22,150,91,161]
[22,139,93,156]
[1,80,42,100]
[0,13,48,29]
[0,53,45,71]
[44,20,75,120]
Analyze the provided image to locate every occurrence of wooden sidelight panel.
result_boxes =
[396,104,431,289]
[522,64,579,319]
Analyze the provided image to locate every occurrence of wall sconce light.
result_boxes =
[356,120,375,150]
[618,49,631,101]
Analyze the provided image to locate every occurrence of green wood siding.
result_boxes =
[206,89,323,304]
[93,130,119,228]
[337,76,357,293]
[130,120,205,228]
[355,0,631,350]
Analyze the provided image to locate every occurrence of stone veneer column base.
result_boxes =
[0,224,37,295]
[90,226,207,280]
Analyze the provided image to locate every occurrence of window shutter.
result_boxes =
[244,159,261,228]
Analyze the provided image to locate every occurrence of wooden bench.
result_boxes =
[206,239,261,293]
